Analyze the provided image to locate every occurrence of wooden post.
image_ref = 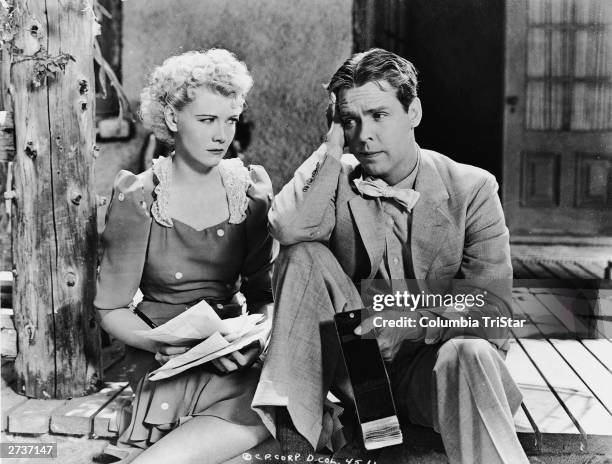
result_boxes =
[1,0,16,272]
[10,0,101,398]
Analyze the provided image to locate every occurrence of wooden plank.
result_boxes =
[1,390,27,431]
[512,258,537,279]
[557,261,599,280]
[537,293,612,340]
[50,382,128,435]
[505,340,583,453]
[581,339,612,372]
[514,405,539,454]
[92,386,133,438]
[1,307,14,328]
[514,291,571,338]
[514,404,536,434]
[590,297,612,340]
[510,293,542,338]
[536,261,572,280]
[7,398,67,434]
[549,339,612,414]
[575,261,605,279]
[517,290,612,373]
[517,260,548,279]
[1,327,16,357]
[519,339,612,436]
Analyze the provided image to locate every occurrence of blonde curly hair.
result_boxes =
[140,49,253,147]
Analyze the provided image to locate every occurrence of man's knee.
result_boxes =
[435,337,500,374]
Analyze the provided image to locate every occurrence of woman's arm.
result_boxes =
[98,307,189,364]
[98,307,159,353]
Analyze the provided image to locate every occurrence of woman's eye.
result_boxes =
[228,118,239,125]
[198,118,214,124]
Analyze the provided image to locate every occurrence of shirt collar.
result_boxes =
[361,144,421,190]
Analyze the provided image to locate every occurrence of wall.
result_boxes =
[400,0,505,180]
[121,0,353,188]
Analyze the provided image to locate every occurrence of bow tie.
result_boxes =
[353,178,420,212]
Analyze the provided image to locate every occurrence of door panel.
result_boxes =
[503,0,612,236]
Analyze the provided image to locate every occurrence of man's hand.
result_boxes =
[210,341,261,374]
[154,344,190,365]
[324,93,344,159]
[354,311,425,362]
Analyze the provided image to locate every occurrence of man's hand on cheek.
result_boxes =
[324,93,345,158]
[354,310,424,362]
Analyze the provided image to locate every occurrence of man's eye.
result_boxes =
[373,112,387,121]
[342,119,356,129]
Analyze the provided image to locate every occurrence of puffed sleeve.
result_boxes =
[240,165,277,313]
[94,170,153,310]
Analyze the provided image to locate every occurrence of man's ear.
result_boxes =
[164,106,178,133]
[408,97,422,128]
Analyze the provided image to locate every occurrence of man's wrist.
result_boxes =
[324,141,343,159]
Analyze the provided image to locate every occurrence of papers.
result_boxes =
[148,324,268,381]
[134,299,269,381]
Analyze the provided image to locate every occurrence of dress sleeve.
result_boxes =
[240,165,276,313]
[94,170,152,310]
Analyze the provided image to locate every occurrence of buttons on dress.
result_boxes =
[117,193,125,202]
[174,272,183,280]
[160,402,169,410]
[216,303,224,310]
[392,257,399,265]
[216,229,225,237]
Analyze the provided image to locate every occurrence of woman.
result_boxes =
[95,49,274,464]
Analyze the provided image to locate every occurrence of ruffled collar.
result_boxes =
[151,155,252,228]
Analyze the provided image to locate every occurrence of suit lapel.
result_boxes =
[411,151,452,279]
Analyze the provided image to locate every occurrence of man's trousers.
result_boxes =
[252,242,528,464]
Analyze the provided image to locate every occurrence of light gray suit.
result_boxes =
[252,145,527,463]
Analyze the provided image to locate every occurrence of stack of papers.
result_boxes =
[134,300,269,381]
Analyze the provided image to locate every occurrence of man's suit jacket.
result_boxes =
[269,145,513,347]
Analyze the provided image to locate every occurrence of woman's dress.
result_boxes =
[94,156,274,447]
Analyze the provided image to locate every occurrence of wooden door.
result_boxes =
[503,0,612,236]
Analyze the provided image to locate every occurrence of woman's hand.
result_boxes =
[324,93,344,159]
[154,344,190,365]
[210,341,261,374]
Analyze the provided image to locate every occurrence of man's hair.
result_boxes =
[328,48,418,111]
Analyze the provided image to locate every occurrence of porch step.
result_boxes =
[512,257,610,280]
[3,382,132,437]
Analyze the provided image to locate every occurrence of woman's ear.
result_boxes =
[164,106,178,133]
[408,97,422,129]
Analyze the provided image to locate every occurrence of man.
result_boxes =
[252,49,527,463]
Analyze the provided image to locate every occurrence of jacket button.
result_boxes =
[175,272,183,280]
[160,402,169,410]
[117,193,125,201]
[217,229,225,237]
